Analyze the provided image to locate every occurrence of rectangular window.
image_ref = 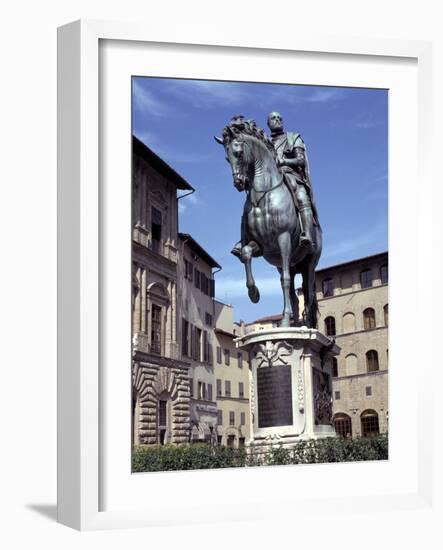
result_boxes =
[239,382,244,398]
[195,328,202,361]
[217,346,222,364]
[151,304,162,355]
[190,325,195,360]
[184,258,194,280]
[200,273,208,295]
[224,349,230,366]
[366,386,372,396]
[360,269,373,289]
[217,409,223,425]
[151,207,162,253]
[203,330,209,362]
[210,279,215,298]
[239,437,245,447]
[380,265,388,285]
[240,412,246,425]
[225,380,231,397]
[322,278,334,297]
[216,379,222,397]
[198,381,207,400]
[182,319,189,356]
[334,391,341,400]
[189,378,193,398]
[208,384,213,401]
[229,411,235,426]
[159,400,167,427]
[205,312,213,327]
[237,352,243,369]
[194,268,200,289]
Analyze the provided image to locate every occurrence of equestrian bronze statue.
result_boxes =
[215,113,322,329]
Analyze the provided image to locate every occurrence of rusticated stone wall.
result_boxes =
[132,356,191,445]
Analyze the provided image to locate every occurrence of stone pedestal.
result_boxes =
[236,327,340,452]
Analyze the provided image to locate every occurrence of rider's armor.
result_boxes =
[271,131,319,249]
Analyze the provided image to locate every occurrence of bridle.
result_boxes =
[231,138,284,207]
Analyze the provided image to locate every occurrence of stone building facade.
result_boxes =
[214,302,251,448]
[178,233,220,443]
[131,137,193,446]
[316,252,389,437]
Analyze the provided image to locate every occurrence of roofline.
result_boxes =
[178,233,221,269]
[214,327,235,338]
[133,135,194,191]
[316,251,388,275]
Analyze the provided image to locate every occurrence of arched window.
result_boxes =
[332,357,338,377]
[345,353,358,376]
[380,265,388,284]
[384,304,389,326]
[360,268,372,289]
[322,278,334,297]
[363,307,376,329]
[324,316,336,336]
[366,350,379,372]
[360,409,380,437]
[334,413,352,437]
[342,312,356,333]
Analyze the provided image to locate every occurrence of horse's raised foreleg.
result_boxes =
[241,241,260,303]
[277,232,292,327]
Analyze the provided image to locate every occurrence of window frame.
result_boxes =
[366,349,380,372]
[324,316,336,336]
[363,307,376,330]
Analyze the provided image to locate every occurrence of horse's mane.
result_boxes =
[222,115,276,158]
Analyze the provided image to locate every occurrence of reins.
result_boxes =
[249,177,284,207]
[243,139,285,207]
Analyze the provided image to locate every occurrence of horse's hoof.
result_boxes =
[248,286,260,303]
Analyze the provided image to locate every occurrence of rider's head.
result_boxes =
[267,111,284,134]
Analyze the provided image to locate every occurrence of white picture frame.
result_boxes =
[58,19,434,531]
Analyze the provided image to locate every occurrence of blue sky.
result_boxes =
[132,77,388,323]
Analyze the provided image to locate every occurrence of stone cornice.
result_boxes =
[133,240,177,271]
[135,350,191,370]
[236,327,340,356]
[333,369,388,382]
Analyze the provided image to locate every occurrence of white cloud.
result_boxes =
[322,218,387,261]
[267,86,345,107]
[166,79,248,108]
[133,130,213,166]
[305,88,344,103]
[132,80,169,117]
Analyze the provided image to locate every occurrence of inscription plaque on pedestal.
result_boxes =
[257,365,293,428]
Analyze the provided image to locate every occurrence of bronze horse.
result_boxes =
[215,118,322,328]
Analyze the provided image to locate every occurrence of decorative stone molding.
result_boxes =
[253,340,293,368]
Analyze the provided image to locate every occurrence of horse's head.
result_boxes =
[216,117,278,192]
[215,132,251,192]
